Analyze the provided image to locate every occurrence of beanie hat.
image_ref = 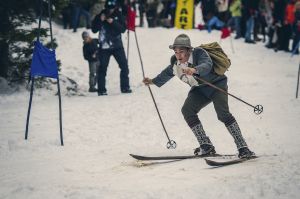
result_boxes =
[82,31,89,39]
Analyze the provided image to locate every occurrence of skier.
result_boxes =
[142,34,255,158]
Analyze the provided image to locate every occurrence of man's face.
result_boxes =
[174,47,190,64]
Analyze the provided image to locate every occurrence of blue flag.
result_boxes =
[30,40,58,78]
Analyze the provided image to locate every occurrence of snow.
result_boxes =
[1,23,300,199]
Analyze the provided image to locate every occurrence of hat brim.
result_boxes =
[169,45,193,49]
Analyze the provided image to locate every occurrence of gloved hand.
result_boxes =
[182,67,196,75]
[143,77,153,85]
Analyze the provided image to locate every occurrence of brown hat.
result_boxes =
[169,34,193,49]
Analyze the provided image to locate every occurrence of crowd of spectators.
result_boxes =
[198,0,300,54]
[61,0,300,54]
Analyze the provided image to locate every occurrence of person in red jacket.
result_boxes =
[280,0,296,52]
[292,1,300,54]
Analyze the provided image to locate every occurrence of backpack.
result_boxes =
[199,42,231,75]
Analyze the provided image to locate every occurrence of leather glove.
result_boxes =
[143,77,153,85]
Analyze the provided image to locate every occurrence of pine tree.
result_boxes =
[0,0,68,82]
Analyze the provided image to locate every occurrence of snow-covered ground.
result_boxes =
[1,22,300,198]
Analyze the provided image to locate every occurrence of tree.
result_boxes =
[0,0,68,82]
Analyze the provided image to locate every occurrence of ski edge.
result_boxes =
[205,156,258,167]
[129,153,236,161]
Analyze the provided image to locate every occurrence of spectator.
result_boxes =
[206,16,225,32]
[292,1,300,54]
[273,0,288,51]
[229,0,242,39]
[92,0,132,95]
[145,0,159,27]
[71,0,92,32]
[138,0,147,27]
[257,0,270,42]
[200,0,217,23]
[90,0,106,20]
[281,0,296,52]
[242,0,255,43]
[61,3,72,29]
[216,0,230,23]
[82,31,99,92]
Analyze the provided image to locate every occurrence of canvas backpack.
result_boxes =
[198,42,231,75]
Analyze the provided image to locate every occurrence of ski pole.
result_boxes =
[230,34,235,54]
[133,30,176,149]
[193,74,263,115]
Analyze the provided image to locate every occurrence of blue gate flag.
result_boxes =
[30,40,58,78]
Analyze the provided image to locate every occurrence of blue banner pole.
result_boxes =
[25,78,35,140]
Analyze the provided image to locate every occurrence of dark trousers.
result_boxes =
[181,87,234,128]
[281,24,292,51]
[292,32,300,54]
[72,6,91,32]
[98,48,130,93]
[146,9,157,27]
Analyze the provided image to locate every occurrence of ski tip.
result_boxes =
[205,155,258,167]
[204,158,219,166]
[129,154,144,160]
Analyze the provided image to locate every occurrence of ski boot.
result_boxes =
[238,147,255,159]
[194,144,216,156]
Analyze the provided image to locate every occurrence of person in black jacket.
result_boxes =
[82,31,99,92]
[91,0,131,96]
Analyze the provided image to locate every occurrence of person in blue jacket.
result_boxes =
[143,34,255,158]
[91,0,131,95]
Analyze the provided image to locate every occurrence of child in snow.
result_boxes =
[82,31,99,92]
[142,34,255,158]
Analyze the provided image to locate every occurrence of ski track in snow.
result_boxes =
[1,24,300,198]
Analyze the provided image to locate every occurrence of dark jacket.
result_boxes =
[201,0,217,16]
[242,0,259,20]
[152,48,227,98]
[294,10,300,33]
[91,8,126,50]
[83,39,99,62]
[273,0,288,24]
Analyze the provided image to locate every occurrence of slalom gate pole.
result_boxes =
[133,30,176,149]
[296,62,300,98]
[48,0,64,145]
[193,75,263,115]
[127,30,130,63]
[25,78,35,140]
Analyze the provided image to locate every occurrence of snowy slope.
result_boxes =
[1,24,300,199]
